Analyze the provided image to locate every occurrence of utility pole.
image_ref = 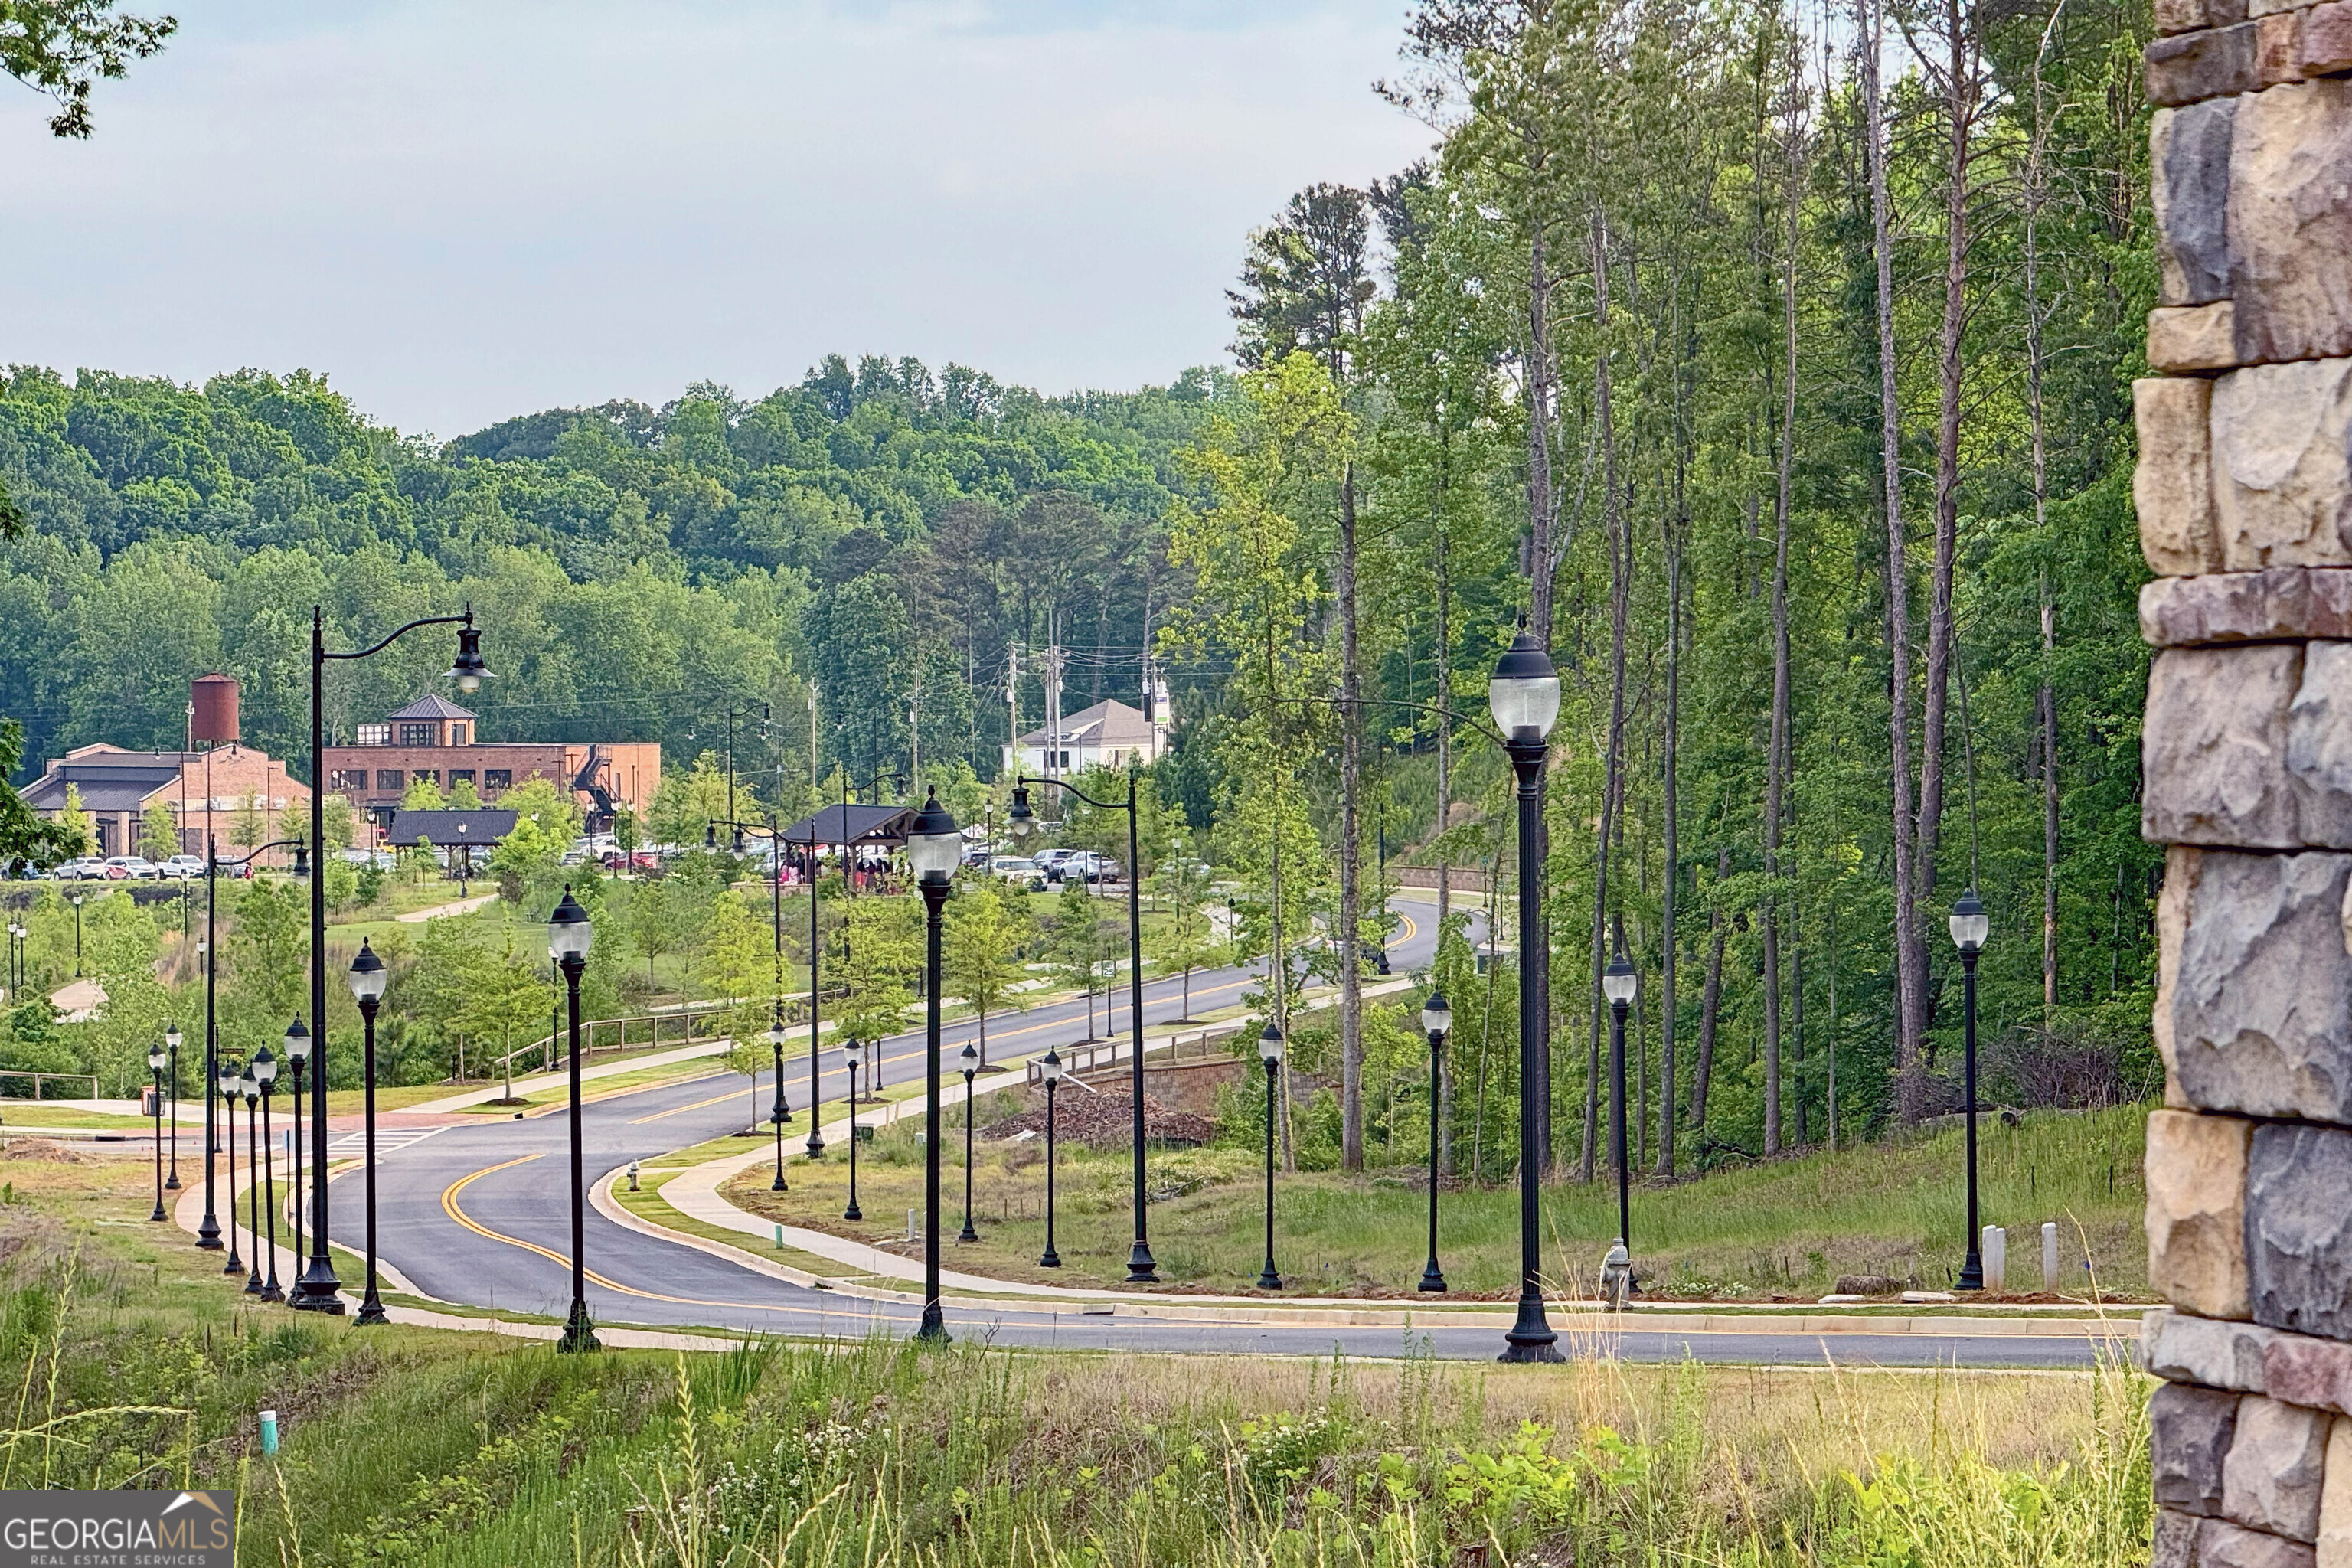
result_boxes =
[1044,638,1067,787]
[1006,644,1021,779]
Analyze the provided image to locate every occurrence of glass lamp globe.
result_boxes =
[1488,626,1562,742]
[1039,1047,1063,1083]
[1258,1021,1285,1065]
[347,939,387,1002]
[547,887,594,959]
[283,1017,311,1066]
[906,789,962,884]
[1602,956,1637,1007]
[1949,890,1989,953]
[1419,992,1452,1040]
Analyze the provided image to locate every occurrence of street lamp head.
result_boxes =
[449,612,490,693]
[959,1040,979,1075]
[704,822,717,849]
[841,1037,861,1073]
[1602,950,1637,1008]
[165,1025,181,1053]
[347,939,388,1002]
[1488,622,1562,743]
[146,1041,166,1073]
[251,1044,278,1088]
[1949,889,1988,955]
[1258,1020,1285,1065]
[217,1060,240,1098]
[71,894,82,907]
[906,788,962,885]
[1006,782,1037,841]
[283,1017,311,1065]
[1420,991,1452,1040]
[290,843,309,879]
[239,1067,258,1105]
[1040,1047,1063,1083]
[547,886,594,960]
[765,1022,787,1048]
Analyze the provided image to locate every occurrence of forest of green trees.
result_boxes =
[0,0,2164,1177]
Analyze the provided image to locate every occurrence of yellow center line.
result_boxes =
[438,1155,854,1321]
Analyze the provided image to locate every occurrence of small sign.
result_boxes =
[0,1489,236,1566]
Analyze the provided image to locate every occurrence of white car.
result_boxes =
[155,855,205,880]
[50,857,104,880]
[988,856,1047,891]
[103,856,160,880]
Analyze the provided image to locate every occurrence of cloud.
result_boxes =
[0,0,1430,436]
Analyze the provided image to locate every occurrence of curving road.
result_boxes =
[329,895,2112,1367]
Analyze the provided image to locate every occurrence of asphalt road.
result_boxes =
[332,895,2110,1368]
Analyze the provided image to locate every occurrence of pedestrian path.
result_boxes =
[399,1038,743,1116]
[395,892,500,924]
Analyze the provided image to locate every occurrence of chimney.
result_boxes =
[191,675,239,747]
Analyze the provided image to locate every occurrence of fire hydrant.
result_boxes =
[1600,1240,1632,1312]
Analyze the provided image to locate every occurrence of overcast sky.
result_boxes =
[0,1,1432,439]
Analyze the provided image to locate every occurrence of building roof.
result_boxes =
[23,763,185,814]
[387,694,478,722]
[1015,698,1156,750]
[382,808,518,848]
[776,802,920,846]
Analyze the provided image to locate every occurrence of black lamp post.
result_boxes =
[253,1046,282,1302]
[841,1040,864,1220]
[348,940,390,1325]
[283,1018,309,1267]
[1418,993,1452,1293]
[163,1025,181,1191]
[1603,929,1638,1271]
[908,789,962,1344]
[1491,622,1565,1363]
[217,1058,243,1276]
[957,1040,980,1244]
[804,822,826,1160]
[299,603,485,1316]
[146,1040,168,1222]
[1952,889,1989,1292]
[200,835,306,1255]
[1256,1021,1283,1292]
[1007,767,1155,1283]
[240,1064,262,1294]
[767,1019,790,1192]
[547,887,599,1352]
[1038,1047,1063,1268]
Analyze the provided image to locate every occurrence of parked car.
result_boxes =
[1033,848,1078,881]
[988,855,1047,891]
[50,858,106,880]
[155,855,205,880]
[339,848,397,870]
[1055,850,1122,885]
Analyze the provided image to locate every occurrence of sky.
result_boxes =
[0,1,1434,439]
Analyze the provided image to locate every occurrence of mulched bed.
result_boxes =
[980,1091,1212,1150]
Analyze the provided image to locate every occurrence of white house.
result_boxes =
[1004,698,1168,776]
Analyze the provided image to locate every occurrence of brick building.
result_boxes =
[22,675,308,862]
[321,694,657,835]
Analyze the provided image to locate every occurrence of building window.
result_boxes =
[483,769,512,791]
[355,723,390,746]
[328,769,369,792]
[449,724,470,745]
[374,771,404,792]
[397,722,439,747]
[449,769,475,787]
[410,770,439,786]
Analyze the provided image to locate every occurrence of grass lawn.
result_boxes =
[0,1138,2151,1566]
[719,1100,2151,1302]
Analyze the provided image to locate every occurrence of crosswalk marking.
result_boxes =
[325,1125,449,1158]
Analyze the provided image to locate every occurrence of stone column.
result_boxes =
[2140,18,2352,1568]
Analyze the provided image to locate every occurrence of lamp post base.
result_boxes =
[149,1200,167,1223]
[915,1305,949,1344]
[1256,1266,1282,1292]
[165,1174,181,1191]
[196,1216,222,1250]
[844,1200,862,1220]
[1125,1242,1158,1285]
[957,1221,978,1244]
[557,1303,599,1354]
[805,1136,826,1160]
[1039,1246,1060,1269]
[289,1270,347,1315]
[1418,1260,1448,1293]
[355,1290,388,1327]
[1957,1250,1985,1292]
[1500,1295,1563,1363]
[260,1281,284,1304]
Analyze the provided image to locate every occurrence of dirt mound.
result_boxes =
[2,1138,91,1164]
[982,1091,1211,1150]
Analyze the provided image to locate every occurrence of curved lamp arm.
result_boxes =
[322,609,472,665]
[213,837,309,872]
[1017,775,1132,815]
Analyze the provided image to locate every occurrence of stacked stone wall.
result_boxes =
[2140,15,2352,1566]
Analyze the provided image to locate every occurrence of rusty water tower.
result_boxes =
[191,674,239,747]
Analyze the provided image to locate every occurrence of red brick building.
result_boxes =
[321,695,658,835]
